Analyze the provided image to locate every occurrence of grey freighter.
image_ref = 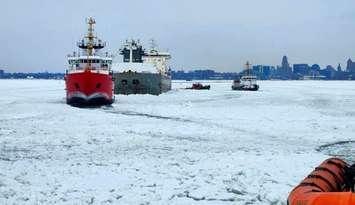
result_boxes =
[112,40,171,95]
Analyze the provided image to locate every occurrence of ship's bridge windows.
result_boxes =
[68,60,77,65]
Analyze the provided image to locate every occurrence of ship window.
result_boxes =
[132,79,140,85]
[83,59,88,63]
[121,80,128,85]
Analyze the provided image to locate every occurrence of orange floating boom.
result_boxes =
[288,158,355,205]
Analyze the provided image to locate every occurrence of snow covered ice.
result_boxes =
[0,80,354,204]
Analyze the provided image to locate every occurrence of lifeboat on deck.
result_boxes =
[288,158,355,205]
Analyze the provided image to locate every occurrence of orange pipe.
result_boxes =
[288,158,355,205]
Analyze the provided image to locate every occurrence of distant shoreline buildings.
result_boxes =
[172,56,355,80]
[0,70,64,79]
[1,56,355,80]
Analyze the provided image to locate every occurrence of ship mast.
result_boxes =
[86,17,96,56]
[246,61,251,76]
[150,39,157,51]
[77,17,105,57]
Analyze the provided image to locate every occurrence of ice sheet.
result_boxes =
[0,80,354,204]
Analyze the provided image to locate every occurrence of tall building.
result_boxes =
[337,64,342,72]
[293,64,310,76]
[252,65,272,80]
[277,56,292,79]
[282,56,290,69]
[320,65,336,80]
[346,58,355,73]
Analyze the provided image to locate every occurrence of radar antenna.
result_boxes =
[77,17,105,57]
[150,39,157,51]
[245,61,252,76]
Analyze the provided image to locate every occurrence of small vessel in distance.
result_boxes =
[232,61,259,91]
[65,17,114,106]
[186,83,211,90]
[112,39,172,95]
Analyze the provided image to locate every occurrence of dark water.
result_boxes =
[317,140,355,164]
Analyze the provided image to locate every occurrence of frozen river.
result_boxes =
[0,80,354,204]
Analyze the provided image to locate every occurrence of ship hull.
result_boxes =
[65,70,114,106]
[232,85,259,91]
[113,72,171,95]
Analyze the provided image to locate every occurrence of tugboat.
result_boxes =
[65,17,114,106]
[112,39,171,95]
[186,83,211,90]
[232,61,259,91]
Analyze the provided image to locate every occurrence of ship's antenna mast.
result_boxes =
[86,17,96,56]
[150,39,157,51]
[246,61,251,76]
[129,39,133,63]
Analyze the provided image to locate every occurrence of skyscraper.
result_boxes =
[277,56,292,79]
[282,56,290,69]
[293,64,310,76]
[346,58,355,73]
[337,64,342,72]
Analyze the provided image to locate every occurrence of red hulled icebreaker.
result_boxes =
[65,17,114,106]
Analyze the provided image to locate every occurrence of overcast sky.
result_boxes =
[1,0,355,72]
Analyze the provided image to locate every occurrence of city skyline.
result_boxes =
[1,0,355,72]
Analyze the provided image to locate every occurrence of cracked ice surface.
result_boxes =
[0,80,354,204]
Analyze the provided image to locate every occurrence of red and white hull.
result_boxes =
[65,69,114,106]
